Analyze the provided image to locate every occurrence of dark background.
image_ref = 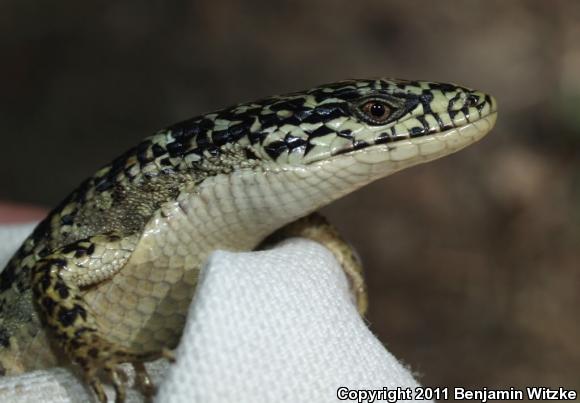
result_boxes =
[1,0,579,391]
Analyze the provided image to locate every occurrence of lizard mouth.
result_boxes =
[342,112,497,167]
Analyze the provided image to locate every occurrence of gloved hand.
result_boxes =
[0,222,430,403]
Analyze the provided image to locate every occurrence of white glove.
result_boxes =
[0,223,429,403]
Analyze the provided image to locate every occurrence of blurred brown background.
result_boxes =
[1,0,579,392]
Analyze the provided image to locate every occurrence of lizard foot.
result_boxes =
[75,332,163,402]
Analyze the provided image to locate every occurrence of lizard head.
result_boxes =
[242,79,497,168]
[160,79,496,177]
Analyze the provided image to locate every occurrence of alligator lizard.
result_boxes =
[0,79,497,402]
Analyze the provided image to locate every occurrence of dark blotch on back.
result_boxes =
[263,141,287,159]
[136,141,154,165]
[166,117,201,142]
[42,297,56,316]
[212,124,247,147]
[54,281,70,299]
[151,144,165,158]
[258,113,279,129]
[58,305,87,328]
[166,141,185,158]
[284,134,308,151]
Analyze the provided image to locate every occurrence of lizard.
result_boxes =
[0,78,497,402]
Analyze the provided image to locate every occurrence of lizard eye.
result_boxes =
[358,100,392,124]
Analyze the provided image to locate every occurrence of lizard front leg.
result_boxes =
[31,233,159,402]
[260,213,368,316]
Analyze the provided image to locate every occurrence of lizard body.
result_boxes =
[0,79,497,401]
